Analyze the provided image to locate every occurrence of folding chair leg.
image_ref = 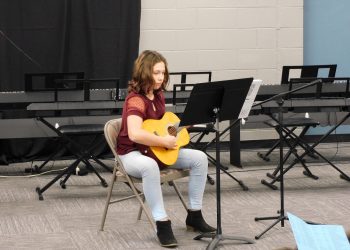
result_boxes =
[137,196,146,221]
[124,175,156,232]
[136,181,188,222]
[169,181,188,211]
[100,167,117,231]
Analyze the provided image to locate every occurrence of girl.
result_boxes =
[117,50,215,247]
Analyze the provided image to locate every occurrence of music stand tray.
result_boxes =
[180,78,255,249]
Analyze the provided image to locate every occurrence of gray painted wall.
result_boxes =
[140,0,304,87]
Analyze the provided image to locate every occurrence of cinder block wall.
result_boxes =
[139,0,303,85]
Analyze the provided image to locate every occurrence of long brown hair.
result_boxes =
[128,50,169,95]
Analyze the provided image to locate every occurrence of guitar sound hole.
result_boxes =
[167,126,177,137]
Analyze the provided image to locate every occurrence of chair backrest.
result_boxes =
[281,64,337,84]
[104,118,122,158]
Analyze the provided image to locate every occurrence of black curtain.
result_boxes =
[0,0,140,164]
[0,0,141,91]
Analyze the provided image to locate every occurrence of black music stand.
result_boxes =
[180,78,255,249]
[174,82,249,190]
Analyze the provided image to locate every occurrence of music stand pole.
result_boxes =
[179,78,256,249]
[254,98,287,239]
[254,79,322,239]
[194,109,254,249]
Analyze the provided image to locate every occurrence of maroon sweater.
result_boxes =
[116,91,165,155]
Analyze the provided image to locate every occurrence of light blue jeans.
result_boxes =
[119,148,208,221]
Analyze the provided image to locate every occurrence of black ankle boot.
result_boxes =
[156,220,178,248]
[186,210,216,233]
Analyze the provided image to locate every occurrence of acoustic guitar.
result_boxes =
[142,112,190,166]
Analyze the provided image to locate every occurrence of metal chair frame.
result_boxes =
[100,118,189,232]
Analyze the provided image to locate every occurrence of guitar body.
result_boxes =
[142,112,190,166]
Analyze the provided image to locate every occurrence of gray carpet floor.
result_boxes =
[0,143,350,249]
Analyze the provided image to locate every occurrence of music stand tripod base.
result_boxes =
[194,232,255,249]
[254,215,288,240]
